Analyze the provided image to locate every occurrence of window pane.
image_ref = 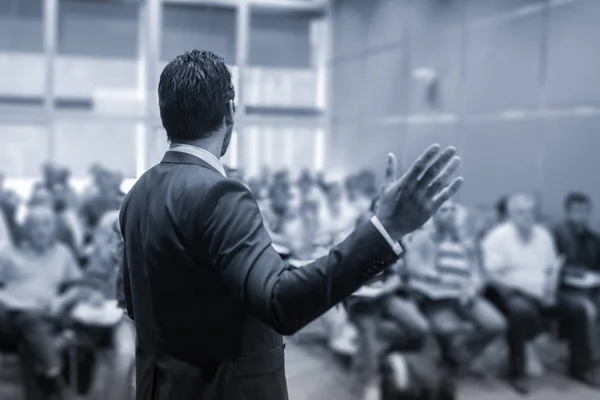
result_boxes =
[53,120,136,178]
[244,126,319,177]
[0,124,48,177]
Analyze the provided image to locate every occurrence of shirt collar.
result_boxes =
[168,143,227,177]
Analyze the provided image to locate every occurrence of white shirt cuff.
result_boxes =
[369,215,404,257]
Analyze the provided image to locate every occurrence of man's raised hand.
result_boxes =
[376,144,463,241]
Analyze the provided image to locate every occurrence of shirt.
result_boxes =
[165,144,401,255]
[405,228,476,300]
[0,242,82,304]
[482,222,559,300]
[169,143,227,177]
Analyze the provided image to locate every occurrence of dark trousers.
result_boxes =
[557,288,598,377]
[0,306,62,376]
[0,305,64,400]
[418,297,506,367]
[346,295,430,389]
[486,286,596,378]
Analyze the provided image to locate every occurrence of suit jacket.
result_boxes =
[119,151,399,400]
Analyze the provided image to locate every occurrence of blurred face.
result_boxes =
[95,170,112,190]
[287,187,302,216]
[270,185,291,216]
[30,186,53,206]
[509,196,535,231]
[327,184,342,204]
[567,201,591,229]
[301,201,319,225]
[433,200,457,230]
[25,207,57,250]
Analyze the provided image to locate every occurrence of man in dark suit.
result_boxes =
[119,49,463,400]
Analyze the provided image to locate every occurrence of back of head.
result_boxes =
[159,50,235,142]
[432,199,459,238]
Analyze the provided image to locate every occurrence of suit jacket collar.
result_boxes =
[160,151,222,175]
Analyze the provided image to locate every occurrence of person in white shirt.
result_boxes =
[482,194,600,393]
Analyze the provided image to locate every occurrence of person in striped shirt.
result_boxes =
[405,199,506,371]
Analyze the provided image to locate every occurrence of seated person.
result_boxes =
[553,192,600,294]
[73,210,134,400]
[260,185,292,257]
[319,181,359,247]
[346,198,431,400]
[406,200,506,372]
[81,211,123,301]
[482,194,600,393]
[553,193,600,375]
[0,204,83,399]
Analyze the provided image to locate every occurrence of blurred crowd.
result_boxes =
[245,167,600,399]
[0,161,599,400]
[0,163,132,400]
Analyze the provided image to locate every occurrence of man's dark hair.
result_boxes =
[158,50,235,142]
[564,192,591,210]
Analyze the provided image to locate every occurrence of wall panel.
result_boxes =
[539,116,600,217]
[545,0,600,107]
[459,120,541,206]
[464,13,543,113]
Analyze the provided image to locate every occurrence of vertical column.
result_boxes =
[136,2,148,178]
[235,0,250,172]
[43,0,59,162]
[310,13,330,172]
[139,0,162,175]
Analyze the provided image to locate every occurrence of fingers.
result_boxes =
[396,144,441,189]
[419,147,458,188]
[384,153,398,186]
[380,153,398,196]
[423,155,461,199]
[431,177,464,209]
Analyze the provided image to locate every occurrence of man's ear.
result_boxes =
[225,100,235,126]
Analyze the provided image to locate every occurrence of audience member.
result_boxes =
[483,194,600,393]
[80,169,123,232]
[51,182,82,259]
[346,198,430,400]
[553,193,600,382]
[405,200,506,371]
[0,188,21,247]
[0,204,83,399]
[320,181,360,245]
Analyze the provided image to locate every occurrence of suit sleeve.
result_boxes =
[118,213,134,320]
[201,179,399,335]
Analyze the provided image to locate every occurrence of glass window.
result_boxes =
[0,124,49,177]
[53,119,137,178]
